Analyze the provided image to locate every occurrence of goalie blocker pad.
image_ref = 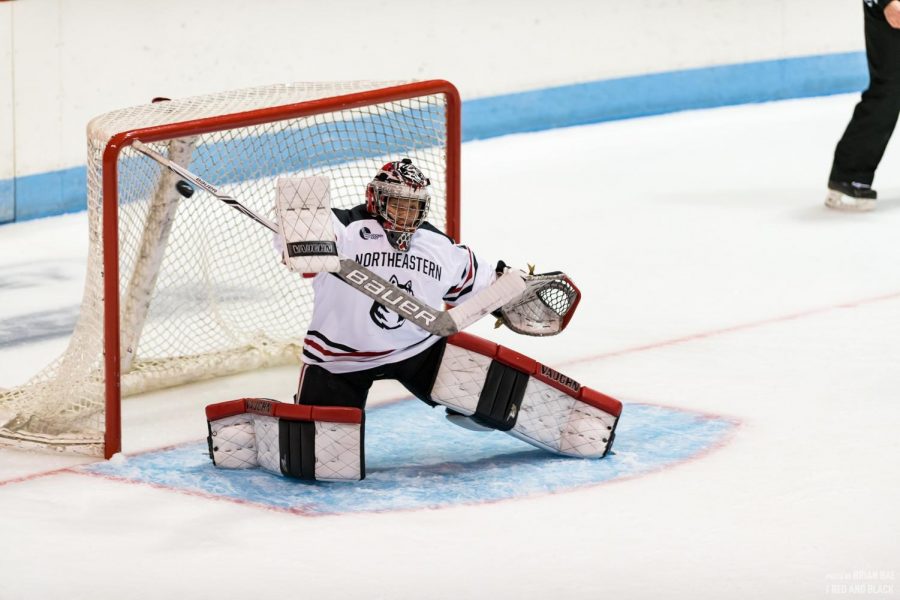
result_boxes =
[275,176,340,274]
[430,333,622,458]
[206,398,364,481]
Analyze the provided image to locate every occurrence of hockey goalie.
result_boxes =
[205,159,622,481]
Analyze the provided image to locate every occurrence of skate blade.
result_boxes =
[825,190,876,212]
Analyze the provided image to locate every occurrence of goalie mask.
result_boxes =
[365,158,431,252]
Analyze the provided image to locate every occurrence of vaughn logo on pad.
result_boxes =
[539,365,582,392]
[287,241,338,257]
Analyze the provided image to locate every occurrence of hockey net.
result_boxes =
[0,80,460,458]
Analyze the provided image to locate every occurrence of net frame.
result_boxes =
[1,80,460,459]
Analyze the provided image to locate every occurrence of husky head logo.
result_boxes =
[370,275,413,330]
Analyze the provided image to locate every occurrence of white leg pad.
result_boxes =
[206,398,364,481]
[253,415,282,474]
[315,421,365,481]
[511,380,619,457]
[208,414,259,469]
[431,333,622,458]
[431,343,492,415]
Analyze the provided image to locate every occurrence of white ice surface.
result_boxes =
[1,94,899,599]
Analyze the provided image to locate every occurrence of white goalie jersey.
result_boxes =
[303,205,497,373]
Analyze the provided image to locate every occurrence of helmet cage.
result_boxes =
[365,159,431,252]
[367,181,431,234]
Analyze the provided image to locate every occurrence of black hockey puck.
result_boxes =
[175,180,195,198]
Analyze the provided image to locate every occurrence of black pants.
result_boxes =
[294,338,448,409]
[830,7,900,185]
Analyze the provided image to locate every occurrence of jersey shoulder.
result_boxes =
[333,204,375,227]
[418,221,457,245]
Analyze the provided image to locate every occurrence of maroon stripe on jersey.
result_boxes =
[295,363,308,401]
[445,246,475,297]
[302,348,323,363]
[307,330,358,353]
[304,337,395,358]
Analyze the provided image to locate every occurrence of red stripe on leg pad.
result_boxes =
[447,331,498,356]
[206,398,362,424]
[272,403,312,420]
[446,332,623,416]
[310,406,363,424]
[495,346,537,374]
[205,398,248,420]
[578,387,623,417]
[206,398,282,420]
[272,404,362,424]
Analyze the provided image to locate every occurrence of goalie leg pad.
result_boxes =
[439,360,528,432]
[279,419,316,479]
[471,361,529,431]
[206,398,364,481]
[207,413,259,469]
[430,333,623,458]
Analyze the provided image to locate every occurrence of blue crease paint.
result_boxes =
[82,401,737,515]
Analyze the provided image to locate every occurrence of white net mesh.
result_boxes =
[0,81,454,456]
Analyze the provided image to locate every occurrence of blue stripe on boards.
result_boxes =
[183,109,443,189]
[8,106,446,222]
[3,52,868,222]
[81,400,737,515]
[461,52,868,140]
[0,177,12,224]
[8,166,86,222]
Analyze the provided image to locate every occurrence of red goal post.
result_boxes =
[0,80,461,459]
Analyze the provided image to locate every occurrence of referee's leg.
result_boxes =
[831,11,900,184]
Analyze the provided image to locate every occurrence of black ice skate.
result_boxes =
[825,180,877,212]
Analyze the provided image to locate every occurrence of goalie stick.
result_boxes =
[131,139,525,337]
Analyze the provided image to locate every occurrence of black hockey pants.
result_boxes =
[294,338,448,409]
[830,7,900,185]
